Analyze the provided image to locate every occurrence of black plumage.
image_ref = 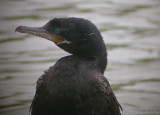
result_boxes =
[16,17,122,115]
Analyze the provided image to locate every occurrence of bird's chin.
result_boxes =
[51,36,70,45]
[56,39,71,45]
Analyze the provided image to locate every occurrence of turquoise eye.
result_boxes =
[54,29,60,35]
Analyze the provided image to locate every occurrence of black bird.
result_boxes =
[16,17,122,115]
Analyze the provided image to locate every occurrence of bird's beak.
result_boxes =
[15,26,65,44]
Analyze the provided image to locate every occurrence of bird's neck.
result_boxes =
[74,50,107,74]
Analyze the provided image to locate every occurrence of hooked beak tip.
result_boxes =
[15,26,26,33]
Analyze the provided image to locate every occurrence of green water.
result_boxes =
[0,0,160,115]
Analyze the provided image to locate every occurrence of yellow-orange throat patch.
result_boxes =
[52,36,65,44]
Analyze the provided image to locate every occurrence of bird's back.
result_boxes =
[30,56,121,115]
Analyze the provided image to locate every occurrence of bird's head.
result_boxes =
[16,17,106,58]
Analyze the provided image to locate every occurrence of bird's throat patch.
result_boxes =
[52,36,65,44]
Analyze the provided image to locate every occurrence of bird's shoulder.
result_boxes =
[91,73,122,111]
[35,69,49,93]
[92,73,112,95]
[35,56,78,92]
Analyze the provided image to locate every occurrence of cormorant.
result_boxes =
[16,17,122,115]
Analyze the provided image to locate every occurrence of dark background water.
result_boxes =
[0,0,160,115]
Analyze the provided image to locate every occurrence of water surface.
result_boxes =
[0,0,160,115]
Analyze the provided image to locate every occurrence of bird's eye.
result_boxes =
[54,29,60,35]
